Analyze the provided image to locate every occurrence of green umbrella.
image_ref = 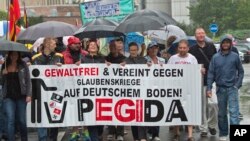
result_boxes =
[0,40,29,52]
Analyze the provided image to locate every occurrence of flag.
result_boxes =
[8,0,21,41]
[23,1,28,28]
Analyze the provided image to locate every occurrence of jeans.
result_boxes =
[4,98,27,141]
[38,128,47,141]
[38,128,58,141]
[0,88,5,138]
[88,126,103,141]
[217,86,239,137]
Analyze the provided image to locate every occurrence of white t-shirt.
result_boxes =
[167,53,198,64]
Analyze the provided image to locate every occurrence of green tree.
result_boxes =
[0,10,7,21]
[189,0,238,35]
[236,0,250,29]
[19,16,44,27]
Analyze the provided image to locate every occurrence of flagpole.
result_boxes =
[6,0,10,40]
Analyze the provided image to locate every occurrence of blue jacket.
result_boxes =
[207,37,244,91]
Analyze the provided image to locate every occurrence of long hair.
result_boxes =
[4,51,24,69]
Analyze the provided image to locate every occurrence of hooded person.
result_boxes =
[206,34,244,141]
[62,36,88,64]
[217,34,239,55]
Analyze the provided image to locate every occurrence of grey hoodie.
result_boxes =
[207,36,244,91]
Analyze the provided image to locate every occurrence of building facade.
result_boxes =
[139,0,196,24]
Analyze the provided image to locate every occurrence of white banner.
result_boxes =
[27,64,202,127]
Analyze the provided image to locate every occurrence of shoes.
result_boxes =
[219,136,227,141]
[107,135,114,141]
[124,130,128,135]
[117,135,124,141]
[2,134,8,140]
[152,136,161,141]
[239,113,243,120]
[209,128,217,135]
[70,132,80,141]
[187,137,194,141]
[200,132,207,137]
[82,129,91,141]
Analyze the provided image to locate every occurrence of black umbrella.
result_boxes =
[122,9,177,25]
[17,21,78,41]
[74,18,124,39]
[115,9,177,33]
[0,40,29,52]
[115,16,166,33]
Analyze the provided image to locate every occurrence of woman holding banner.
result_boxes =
[82,39,106,141]
[1,51,32,141]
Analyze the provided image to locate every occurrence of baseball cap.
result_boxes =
[147,41,158,49]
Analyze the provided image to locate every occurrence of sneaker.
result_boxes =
[200,132,208,137]
[219,136,227,141]
[117,135,124,141]
[152,136,161,141]
[124,130,128,135]
[209,128,217,135]
[70,132,80,141]
[239,113,243,120]
[187,137,194,141]
[82,129,91,141]
[107,134,114,141]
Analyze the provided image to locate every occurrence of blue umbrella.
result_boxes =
[167,36,213,55]
[125,32,144,52]
[106,32,144,52]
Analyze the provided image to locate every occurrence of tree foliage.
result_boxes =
[19,16,44,27]
[189,0,250,36]
[0,10,7,21]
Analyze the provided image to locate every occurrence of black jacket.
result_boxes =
[189,42,217,85]
[105,53,126,64]
[125,56,147,64]
[1,61,32,98]
[32,52,64,65]
[82,54,105,64]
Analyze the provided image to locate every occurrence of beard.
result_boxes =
[221,46,230,51]
[179,52,187,57]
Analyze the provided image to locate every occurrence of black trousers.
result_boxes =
[48,128,58,141]
[131,126,147,140]
[108,126,124,137]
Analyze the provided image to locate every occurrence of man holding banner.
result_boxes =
[168,39,198,141]
[32,37,64,141]
[125,42,147,141]
[105,40,126,141]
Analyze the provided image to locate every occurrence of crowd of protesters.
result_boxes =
[0,27,244,141]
